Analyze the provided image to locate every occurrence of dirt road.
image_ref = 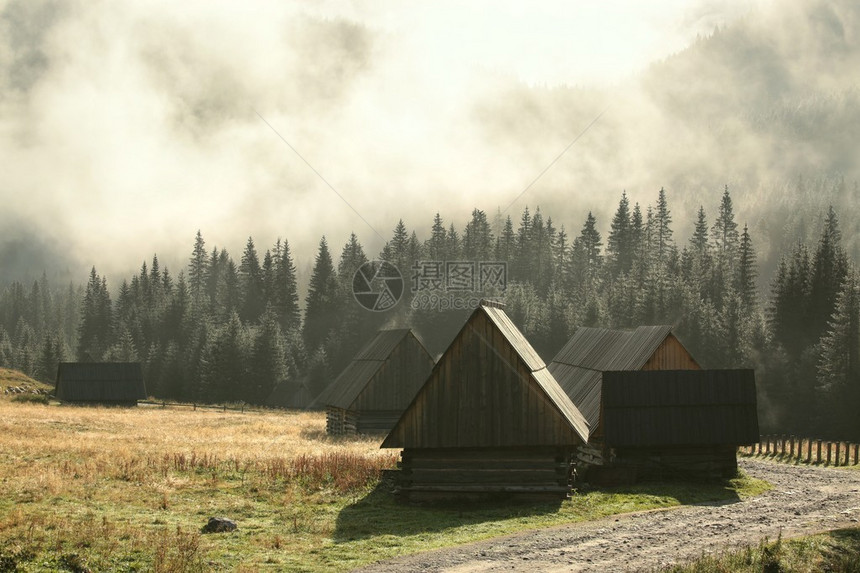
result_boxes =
[356,459,860,572]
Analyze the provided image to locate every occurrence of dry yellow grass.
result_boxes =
[0,367,49,390]
[0,398,398,571]
[0,399,394,498]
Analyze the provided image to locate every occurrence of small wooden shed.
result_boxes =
[601,369,759,479]
[314,329,434,435]
[548,326,700,443]
[382,300,589,500]
[266,377,314,410]
[54,362,147,406]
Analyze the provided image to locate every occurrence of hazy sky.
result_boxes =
[0,0,767,283]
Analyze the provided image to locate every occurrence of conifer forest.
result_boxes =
[2,0,860,447]
[2,181,859,440]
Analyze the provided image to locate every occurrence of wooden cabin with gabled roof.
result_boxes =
[382,300,589,500]
[548,325,700,444]
[548,326,758,481]
[313,328,434,435]
[600,369,759,480]
[55,362,147,406]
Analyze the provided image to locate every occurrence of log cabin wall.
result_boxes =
[394,447,574,501]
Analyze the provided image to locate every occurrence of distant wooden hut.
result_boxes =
[548,326,700,445]
[600,369,759,479]
[266,377,314,410]
[382,301,589,500]
[313,329,434,435]
[54,362,147,406]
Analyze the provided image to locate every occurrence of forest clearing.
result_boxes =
[0,393,775,573]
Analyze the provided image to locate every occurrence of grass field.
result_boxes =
[664,528,860,572]
[0,393,769,572]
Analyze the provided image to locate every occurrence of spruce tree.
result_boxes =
[462,208,494,261]
[514,206,533,281]
[495,216,516,263]
[274,239,301,334]
[712,186,739,258]
[446,223,461,259]
[607,191,632,277]
[201,311,250,403]
[381,219,410,272]
[303,237,339,353]
[249,304,289,405]
[532,208,554,295]
[817,269,860,438]
[809,206,849,341]
[239,237,265,324]
[425,213,448,261]
[653,187,674,264]
[734,224,758,313]
[77,267,112,361]
[188,231,208,308]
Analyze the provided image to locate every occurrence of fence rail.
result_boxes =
[138,400,252,413]
[739,434,860,467]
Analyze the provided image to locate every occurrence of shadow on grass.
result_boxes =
[333,479,562,543]
[334,472,751,543]
[590,478,744,507]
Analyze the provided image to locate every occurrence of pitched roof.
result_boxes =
[548,326,676,429]
[382,302,589,448]
[55,362,146,402]
[602,369,760,447]
[312,329,432,410]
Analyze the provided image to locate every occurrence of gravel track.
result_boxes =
[356,459,860,572]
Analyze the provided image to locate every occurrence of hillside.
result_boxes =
[0,367,52,394]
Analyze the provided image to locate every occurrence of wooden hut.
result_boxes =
[266,377,314,410]
[548,326,700,447]
[314,329,434,435]
[382,301,589,500]
[54,362,147,406]
[600,369,759,479]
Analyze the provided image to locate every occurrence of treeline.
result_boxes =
[0,187,857,439]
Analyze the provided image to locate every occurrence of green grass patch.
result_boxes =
[0,467,769,572]
[663,528,860,572]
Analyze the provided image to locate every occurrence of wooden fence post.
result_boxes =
[854,443,859,465]
[826,442,833,466]
[756,440,762,455]
[816,440,822,464]
[806,439,812,464]
[781,435,787,456]
[835,442,841,466]
[789,435,795,459]
[193,403,196,411]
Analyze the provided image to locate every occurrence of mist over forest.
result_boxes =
[0,0,857,283]
[1,1,859,437]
